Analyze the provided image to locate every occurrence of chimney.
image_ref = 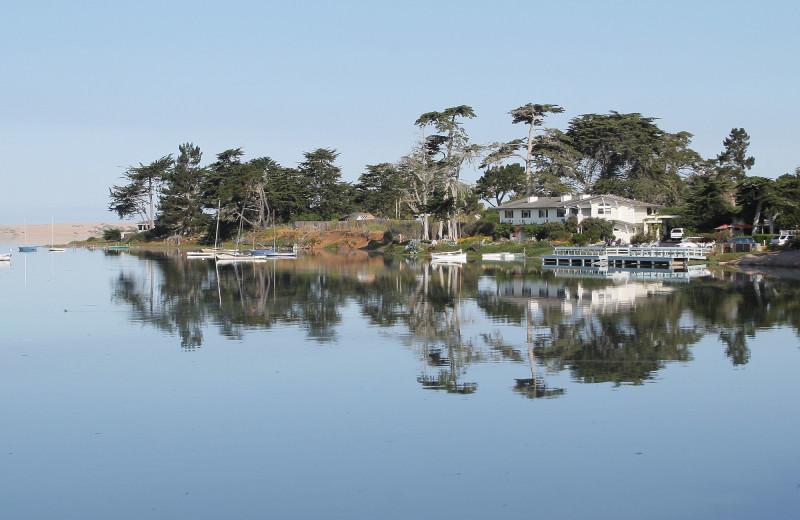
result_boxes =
[561,194,572,202]
[527,196,538,202]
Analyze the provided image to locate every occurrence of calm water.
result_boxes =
[1,247,798,519]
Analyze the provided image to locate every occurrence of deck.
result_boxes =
[542,246,707,270]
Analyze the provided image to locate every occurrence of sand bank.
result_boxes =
[0,222,137,245]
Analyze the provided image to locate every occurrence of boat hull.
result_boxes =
[430,249,467,263]
[482,252,524,262]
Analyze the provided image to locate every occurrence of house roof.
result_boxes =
[496,194,659,210]
[340,212,376,221]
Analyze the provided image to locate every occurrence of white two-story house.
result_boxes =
[496,194,661,243]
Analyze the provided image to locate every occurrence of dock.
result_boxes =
[542,246,706,270]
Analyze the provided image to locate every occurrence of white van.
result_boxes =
[670,228,685,240]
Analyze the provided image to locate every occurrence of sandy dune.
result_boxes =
[0,222,137,245]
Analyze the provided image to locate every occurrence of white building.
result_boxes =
[496,194,661,243]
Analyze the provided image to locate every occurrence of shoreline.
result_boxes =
[0,222,136,245]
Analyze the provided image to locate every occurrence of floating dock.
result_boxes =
[542,246,706,270]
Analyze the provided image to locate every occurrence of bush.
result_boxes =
[630,232,656,245]
[549,230,572,242]
[103,228,122,241]
[535,221,565,241]
[579,217,614,240]
[565,214,579,233]
[753,233,772,245]
[570,232,589,246]
[699,230,731,243]
[479,208,500,224]
[492,222,515,241]
[462,220,495,238]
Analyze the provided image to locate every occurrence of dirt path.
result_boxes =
[726,250,800,268]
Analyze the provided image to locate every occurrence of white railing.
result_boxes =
[552,246,706,260]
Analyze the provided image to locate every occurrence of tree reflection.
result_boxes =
[109,250,800,398]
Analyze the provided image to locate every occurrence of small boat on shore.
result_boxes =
[0,252,11,261]
[430,249,467,263]
[482,252,524,262]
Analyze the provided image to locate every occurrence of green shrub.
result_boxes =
[565,214,579,233]
[549,230,572,242]
[103,228,122,241]
[579,217,614,240]
[479,208,500,224]
[570,232,589,246]
[462,220,495,238]
[492,222,515,240]
[630,232,656,245]
[753,233,772,245]
[536,222,565,241]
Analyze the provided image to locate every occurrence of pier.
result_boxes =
[542,246,707,270]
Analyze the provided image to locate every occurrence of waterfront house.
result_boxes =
[496,194,661,243]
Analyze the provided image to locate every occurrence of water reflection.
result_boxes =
[110,250,800,396]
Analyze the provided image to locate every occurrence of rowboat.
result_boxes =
[481,252,524,262]
[430,249,467,263]
[0,252,11,261]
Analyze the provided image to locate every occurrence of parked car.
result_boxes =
[770,235,794,246]
[669,228,685,240]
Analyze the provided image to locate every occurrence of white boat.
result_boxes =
[0,252,11,261]
[215,252,267,263]
[49,217,66,252]
[186,251,216,258]
[430,249,467,263]
[482,252,524,262]
[265,251,297,259]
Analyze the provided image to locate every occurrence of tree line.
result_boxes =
[109,104,800,241]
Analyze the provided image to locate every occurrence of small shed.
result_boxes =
[340,212,376,221]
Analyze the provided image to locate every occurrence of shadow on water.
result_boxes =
[110,249,800,397]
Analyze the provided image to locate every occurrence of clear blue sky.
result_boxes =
[1,0,797,224]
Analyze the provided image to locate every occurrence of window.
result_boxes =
[538,209,546,218]
[557,208,566,217]
[581,208,591,217]
[598,203,612,215]
[570,208,579,215]
[504,210,513,218]
[521,210,531,218]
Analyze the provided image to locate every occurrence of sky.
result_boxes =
[1,0,798,224]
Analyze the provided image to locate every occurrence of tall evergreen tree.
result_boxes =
[484,103,566,197]
[109,155,173,229]
[475,163,526,207]
[159,143,208,235]
[717,128,755,184]
[414,105,478,239]
[298,148,349,220]
[355,163,404,218]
